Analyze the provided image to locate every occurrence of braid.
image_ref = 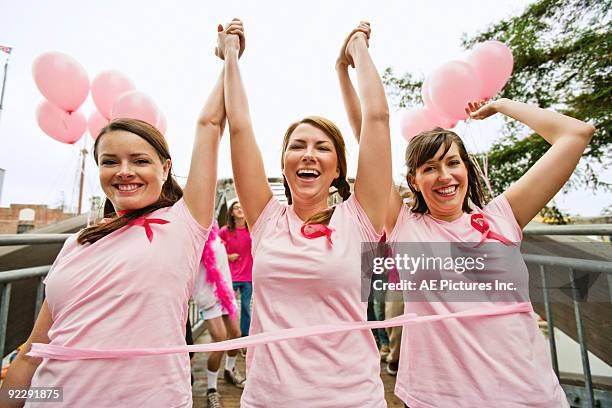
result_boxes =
[282,175,293,205]
[334,177,352,201]
[303,177,351,226]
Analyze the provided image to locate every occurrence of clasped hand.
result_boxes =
[337,21,371,68]
[215,18,246,60]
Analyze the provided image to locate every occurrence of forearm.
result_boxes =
[183,67,225,226]
[197,69,226,129]
[494,98,595,145]
[224,50,255,135]
[351,43,389,122]
[223,47,272,226]
[0,351,41,407]
[336,62,362,141]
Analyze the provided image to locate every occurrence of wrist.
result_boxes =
[335,60,349,71]
[492,98,510,113]
[224,46,240,59]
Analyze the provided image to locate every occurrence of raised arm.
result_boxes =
[182,60,226,228]
[0,301,52,408]
[338,23,393,233]
[467,98,595,228]
[220,19,273,227]
[335,23,368,141]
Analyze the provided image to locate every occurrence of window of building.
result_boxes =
[18,208,36,221]
[17,224,35,234]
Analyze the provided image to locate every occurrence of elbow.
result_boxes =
[197,117,223,131]
[581,123,596,141]
[363,109,390,124]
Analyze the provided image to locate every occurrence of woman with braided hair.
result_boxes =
[218,19,391,407]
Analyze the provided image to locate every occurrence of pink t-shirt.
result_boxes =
[241,194,386,408]
[219,225,253,282]
[389,194,568,408]
[28,199,209,408]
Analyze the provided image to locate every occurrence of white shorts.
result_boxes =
[201,299,237,321]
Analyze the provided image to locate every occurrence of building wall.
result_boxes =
[0,204,74,234]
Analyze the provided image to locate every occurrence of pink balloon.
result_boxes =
[421,77,434,107]
[400,107,439,142]
[36,101,86,144]
[157,112,167,134]
[111,90,160,126]
[443,119,458,129]
[466,41,513,99]
[32,52,89,113]
[428,61,480,120]
[88,110,109,140]
[91,70,135,120]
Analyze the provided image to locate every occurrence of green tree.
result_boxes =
[384,0,611,199]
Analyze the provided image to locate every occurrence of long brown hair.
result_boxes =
[281,116,351,225]
[405,127,488,214]
[77,118,183,245]
[226,201,248,232]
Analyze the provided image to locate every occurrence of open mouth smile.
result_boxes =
[296,168,321,180]
[433,185,458,197]
[113,183,144,193]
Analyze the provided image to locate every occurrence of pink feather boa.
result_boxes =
[201,224,237,319]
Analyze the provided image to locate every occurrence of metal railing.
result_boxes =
[0,234,205,360]
[521,225,612,408]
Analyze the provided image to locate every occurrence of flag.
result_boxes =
[0,46,12,55]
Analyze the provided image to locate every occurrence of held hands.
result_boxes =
[337,21,371,69]
[465,99,503,120]
[215,18,246,60]
[228,253,240,262]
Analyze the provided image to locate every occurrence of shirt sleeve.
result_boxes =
[43,234,77,284]
[170,198,210,241]
[342,194,383,243]
[484,194,523,241]
[250,197,284,253]
[387,204,410,244]
[218,226,228,245]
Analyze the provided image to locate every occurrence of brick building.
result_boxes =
[0,204,74,234]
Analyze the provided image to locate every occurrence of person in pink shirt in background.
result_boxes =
[219,201,253,338]
[218,18,392,407]
[0,32,238,406]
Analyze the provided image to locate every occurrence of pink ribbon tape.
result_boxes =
[29,303,533,360]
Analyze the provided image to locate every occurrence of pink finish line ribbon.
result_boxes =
[29,303,533,360]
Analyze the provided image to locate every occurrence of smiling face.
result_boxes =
[282,123,340,207]
[410,141,468,222]
[231,202,245,221]
[97,130,171,213]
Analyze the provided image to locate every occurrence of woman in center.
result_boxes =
[218,19,391,407]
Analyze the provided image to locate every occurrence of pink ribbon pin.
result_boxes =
[128,217,170,243]
[470,213,513,246]
[300,223,334,246]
